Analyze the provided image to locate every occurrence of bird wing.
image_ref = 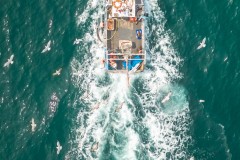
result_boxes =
[3,61,9,67]
[41,47,48,53]
[41,41,51,53]
[47,41,51,47]
[202,37,206,44]
[197,43,203,50]
[10,55,14,60]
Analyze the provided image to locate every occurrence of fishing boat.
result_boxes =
[98,0,147,74]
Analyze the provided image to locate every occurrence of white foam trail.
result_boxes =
[67,0,141,159]
[144,1,231,159]
[67,0,194,159]
[131,0,194,159]
[76,0,104,25]
[218,124,232,159]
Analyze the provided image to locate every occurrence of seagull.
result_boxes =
[199,99,205,103]
[4,55,14,67]
[82,91,90,99]
[115,102,124,112]
[91,142,99,152]
[31,118,37,132]
[53,68,62,76]
[92,103,100,110]
[161,92,172,104]
[197,37,206,50]
[73,38,81,45]
[56,141,62,155]
[224,57,228,62]
[41,41,51,53]
[73,70,82,76]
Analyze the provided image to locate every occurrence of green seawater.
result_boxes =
[0,0,239,159]
[160,0,240,159]
[0,0,83,159]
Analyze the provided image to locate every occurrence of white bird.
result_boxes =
[41,41,51,53]
[161,92,172,104]
[197,37,206,50]
[224,57,228,62]
[31,118,37,132]
[199,99,205,103]
[4,55,14,67]
[91,142,99,152]
[52,68,62,76]
[92,103,100,110]
[82,91,89,99]
[115,102,124,112]
[73,70,82,76]
[73,38,81,45]
[56,141,62,155]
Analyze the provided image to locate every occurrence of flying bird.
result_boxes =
[41,41,51,53]
[161,92,172,104]
[115,102,124,112]
[53,68,62,76]
[56,141,62,155]
[197,37,206,50]
[73,70,82,76]
[91,142,99,152]
[4,55,14,67]
[31,118,37,132]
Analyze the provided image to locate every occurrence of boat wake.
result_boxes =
[67,0,193,159]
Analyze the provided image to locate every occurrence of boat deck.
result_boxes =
[103,1,145,73]
[106,6,144,53]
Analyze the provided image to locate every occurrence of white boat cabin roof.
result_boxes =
[106,0,144,18]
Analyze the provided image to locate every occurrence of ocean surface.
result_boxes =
[0,0,239,159]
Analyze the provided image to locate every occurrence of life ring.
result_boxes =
[113,0,122,9]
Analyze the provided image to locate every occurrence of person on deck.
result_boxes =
[109,52,117,69]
